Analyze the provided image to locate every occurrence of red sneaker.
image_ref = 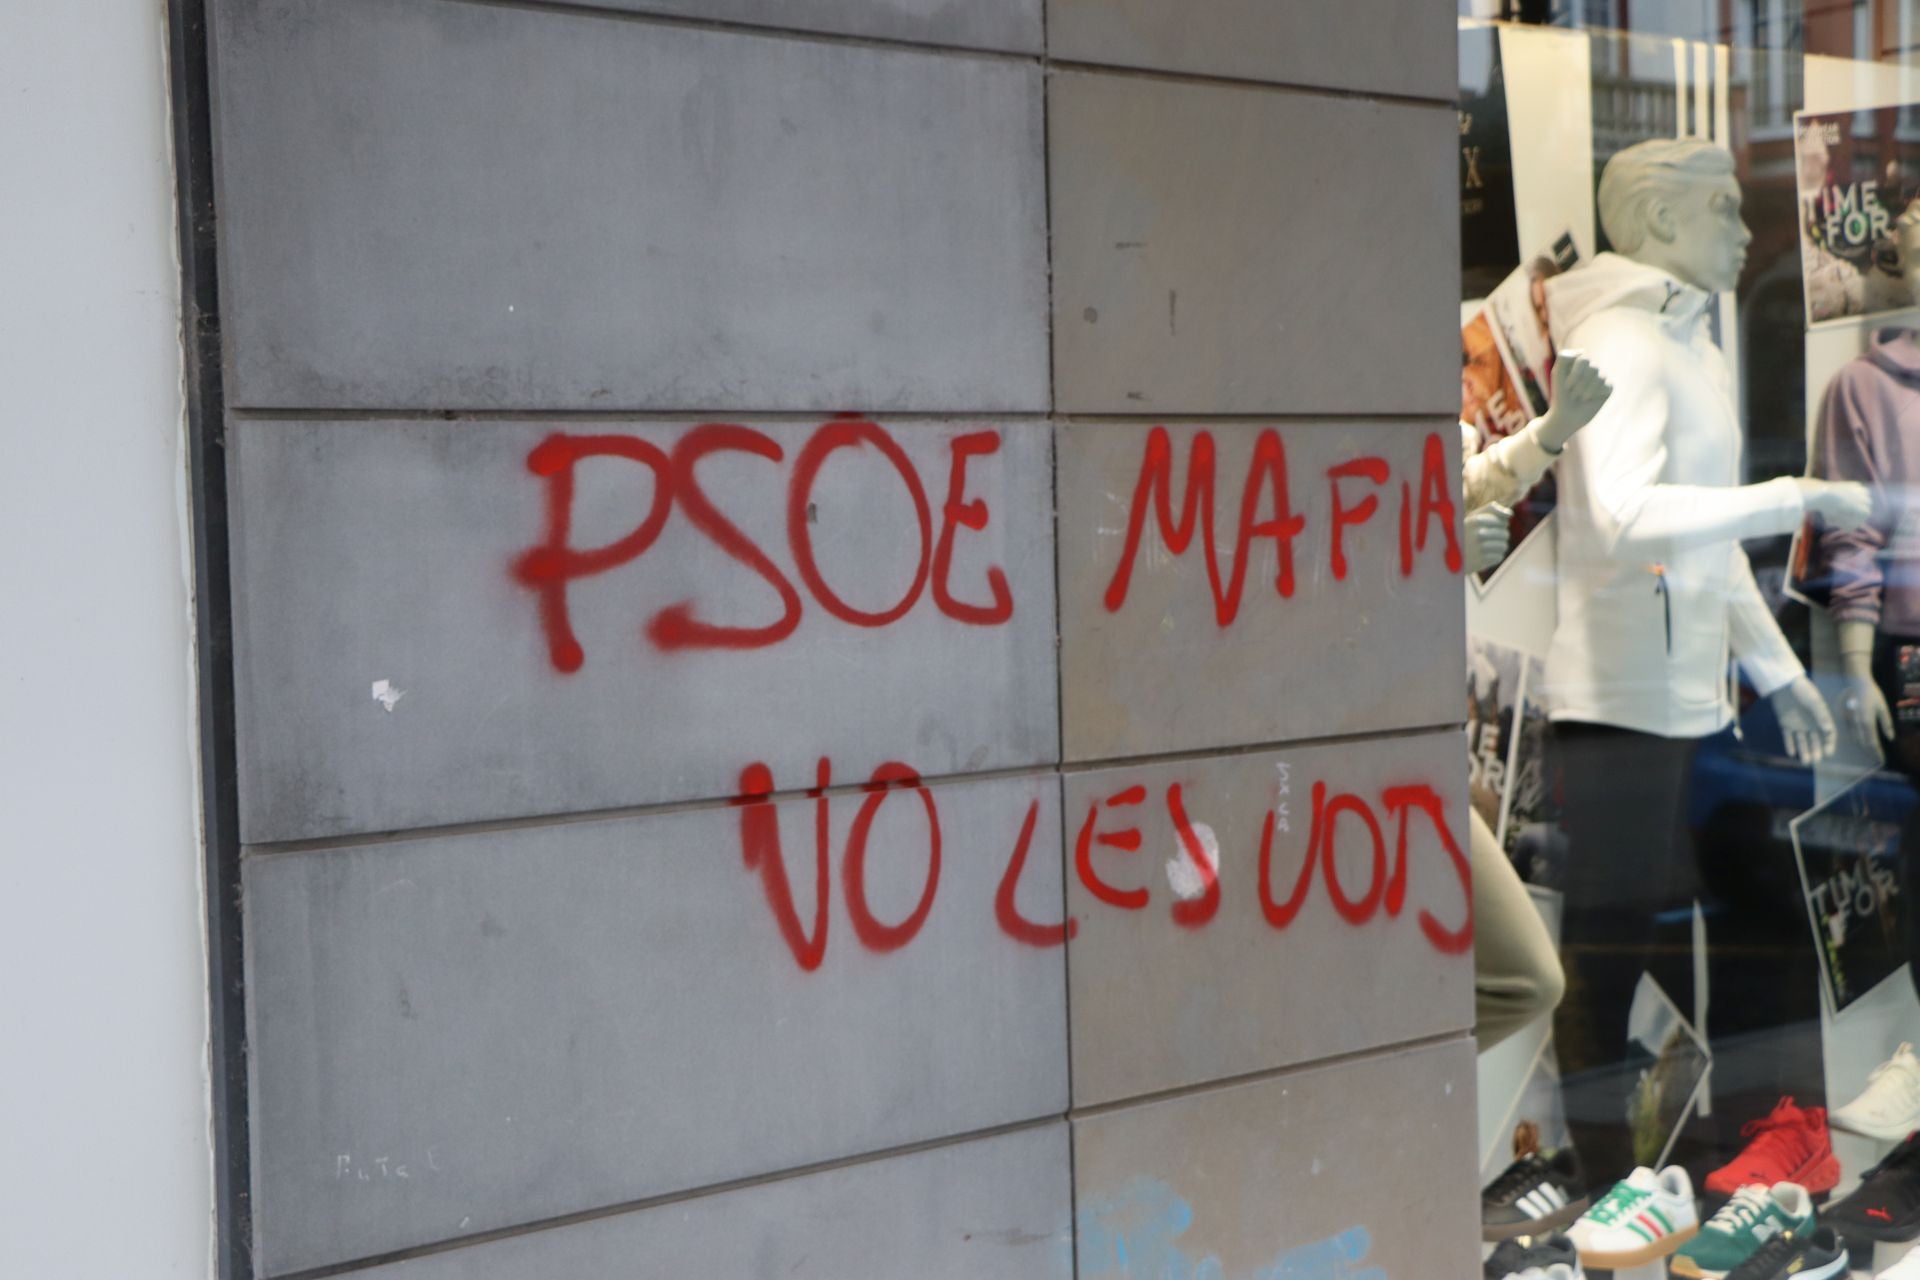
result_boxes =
[1704,1096,1841,1198]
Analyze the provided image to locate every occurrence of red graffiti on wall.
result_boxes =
[513,423,1458,671]
[734,757,1073,969]
[513,421,1015,673]
[736,759,1471,970]
[1102,427,1462,616]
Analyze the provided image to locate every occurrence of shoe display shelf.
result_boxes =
[1873,1238,1920,1273]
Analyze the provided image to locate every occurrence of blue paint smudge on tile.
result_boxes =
[1078,1177,1384,1280]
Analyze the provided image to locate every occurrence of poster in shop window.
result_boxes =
[1788,777,1911,1012]
[1499,658,1560,878]
[1467,637,1525,839]
[1460,22,1521,302]
[1462,232,1581,590]
[1794,106,1920,326]
[1467,637,1562,879]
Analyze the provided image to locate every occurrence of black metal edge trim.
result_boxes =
[165,0,252,1274]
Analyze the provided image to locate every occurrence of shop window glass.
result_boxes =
[1464,6,1920,1276]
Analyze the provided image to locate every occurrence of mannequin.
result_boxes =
[1815,199,1920,999]
[1826,201,1920,751]
[1464,353,1611,1053]
[1537,137,1873,1180]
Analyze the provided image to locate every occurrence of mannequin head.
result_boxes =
[1598,139,1751,292]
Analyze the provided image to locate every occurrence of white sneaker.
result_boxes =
[1567,1165,1699,1270]
[1834,1043,1920,1142]
[1882,1241,1920,1278]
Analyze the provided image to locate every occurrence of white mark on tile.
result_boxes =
[1166,821,1219,901]
[371,679,406,712]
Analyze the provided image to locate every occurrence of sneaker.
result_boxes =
[1704,1098,1841,1199]
[1882,1242,1920,1277]
[1828,1132,1920,1241]
[1483,1123,1590,1241]
[1670,1182,1816,1279]
[1567,1164,1699,1269]
[1484,1233,1583,1280]
[1834,1043,1920,1142]
[1724,1225,1847,1279]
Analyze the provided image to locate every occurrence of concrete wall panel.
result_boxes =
[515,0,1042,53]
[229,417,1057,842]
[1046,0,1454,100]
[209,0,1048,411]
[244,772,1069,1273]
[349,1125,1073,1280]
[1072,1040,1479,1280]
[1063,735,1473,1106]
[1048,71,1458,416]
[1056,419,1463,763]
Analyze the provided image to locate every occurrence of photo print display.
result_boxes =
[1795,106,1920,325]
[1789,775,1911,1012]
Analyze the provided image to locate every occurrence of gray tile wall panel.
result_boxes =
[513,0,1043,53]
[208,0,1048,411]
[1048,71,1458,416]
[349,1125,1073,1280]
[228,418,1057,842]
[1046,0,1454,100]
[1072,1040,1480,1280]
[1064,735,1473,1107]
[1055,419,1463,763]
[244,772,1070,1273]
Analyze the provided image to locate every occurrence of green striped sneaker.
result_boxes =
[1567,1164,1700,1270]
[1670,1183,1815,1280]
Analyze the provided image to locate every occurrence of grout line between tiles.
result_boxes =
[239,719,1466,857]
[266,1112,1066,1280]
[449,0,1043,64]
[1046,58,1458,109]
[1066,1029,1474,1121]
[268,1029,1472,1279]
[225,408,1458,425]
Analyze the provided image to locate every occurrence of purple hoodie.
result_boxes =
[1816,329,1920,635]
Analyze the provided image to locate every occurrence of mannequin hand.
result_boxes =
[1771,675,1839,764]
[1464,503,1512,575]
[1536,351,1612,452]
[1794,478,1874,531]
[1837,669,1894,755]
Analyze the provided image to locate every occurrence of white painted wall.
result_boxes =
[0,5,214,1278]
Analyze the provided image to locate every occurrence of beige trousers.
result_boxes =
[1472,805,1566,1053]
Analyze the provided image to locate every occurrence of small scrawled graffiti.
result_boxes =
[1078,1177,1385,1280]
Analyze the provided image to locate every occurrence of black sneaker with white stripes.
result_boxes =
[1483,1131,1590,1242]
[1483,1232,1583,1280]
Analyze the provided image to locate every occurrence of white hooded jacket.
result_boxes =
[1539,252,1805,737]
